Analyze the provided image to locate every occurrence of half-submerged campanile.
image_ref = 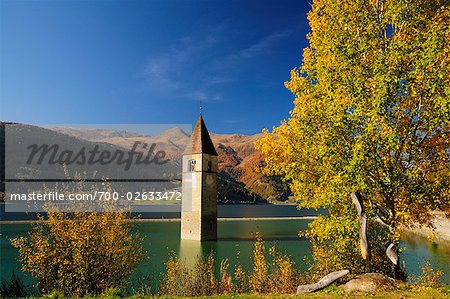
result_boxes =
[181,115,218,241]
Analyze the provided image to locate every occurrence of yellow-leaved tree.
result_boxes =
[12,198,144,297]
[256,0,449,280]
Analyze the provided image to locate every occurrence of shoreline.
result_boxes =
[0,216,317,225]
[402,211,450,243]
[3,213,448,243]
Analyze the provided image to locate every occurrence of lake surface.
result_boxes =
[1,218,449,293]
[0,203,325,220]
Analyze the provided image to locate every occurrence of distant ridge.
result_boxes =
[159,127,190,139]
[50,125,291,203]
[50,126,142,140]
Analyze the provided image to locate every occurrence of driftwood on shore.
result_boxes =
[296,269,349,293]
[351,191,370,260]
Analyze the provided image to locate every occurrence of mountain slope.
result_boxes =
[50,126,291,203]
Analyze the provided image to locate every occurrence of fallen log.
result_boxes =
[296,269,349,293]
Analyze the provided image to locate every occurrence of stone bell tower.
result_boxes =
[181,115,218,241]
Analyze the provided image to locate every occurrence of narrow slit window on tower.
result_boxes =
[189,159,196,172]
[207,160,212,172]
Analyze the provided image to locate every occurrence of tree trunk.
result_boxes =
[351,191,370,261]
[386,242,404,280]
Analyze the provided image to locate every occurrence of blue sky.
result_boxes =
[1,0,310,134]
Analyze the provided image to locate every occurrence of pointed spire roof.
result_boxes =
[184,115,217,156]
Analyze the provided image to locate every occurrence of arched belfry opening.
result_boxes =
[181,115,218,241]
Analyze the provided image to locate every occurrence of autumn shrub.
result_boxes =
[11,201,144,297]
[159,252,218,296]
[130,273,154,297]
[249,234,306,294]
[268,244,299,293]
[190,253,218,296]
[233,259,248,294]
[160,234,307,296]
[218,259,234,294]
[412,259,444,287]
[248,233,269,293]
[159,253,181,295]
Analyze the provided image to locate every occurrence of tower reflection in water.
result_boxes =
[178,239,218,269]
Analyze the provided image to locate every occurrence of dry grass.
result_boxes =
[127,285,450,298]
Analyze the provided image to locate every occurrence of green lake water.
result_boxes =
[1,219,449,292]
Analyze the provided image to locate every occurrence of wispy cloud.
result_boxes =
[140,27,292,102]
[141,26,225,102]
[210,30,293,69]
[237,30,292,59]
